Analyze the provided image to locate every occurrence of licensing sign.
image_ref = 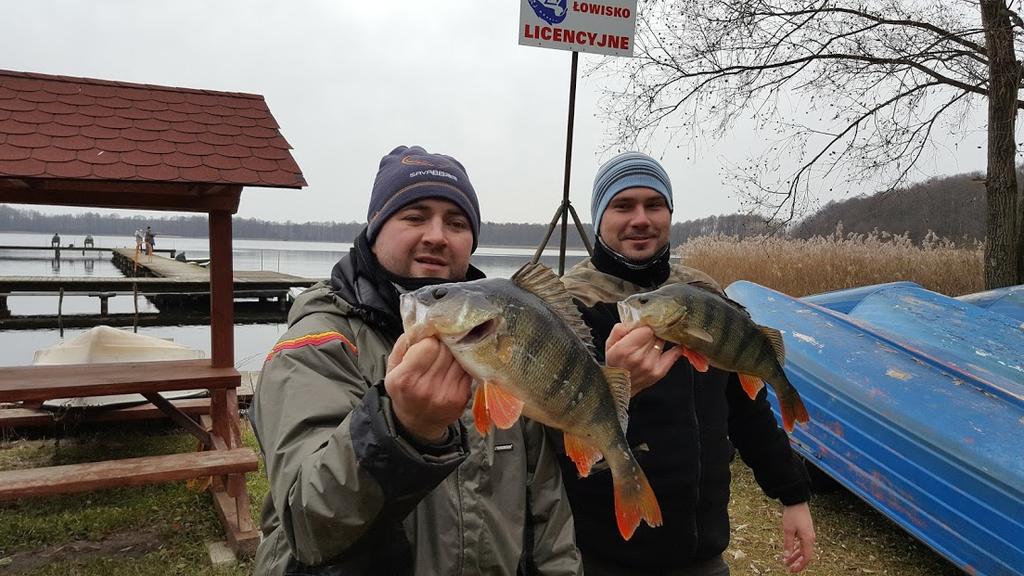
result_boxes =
[519,0,638,57]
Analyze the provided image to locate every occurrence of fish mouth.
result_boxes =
[617,301,642,325]
[455,318,499,345]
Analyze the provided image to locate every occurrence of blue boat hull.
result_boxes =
[726,281,1024,576]
[957,285,1024,323]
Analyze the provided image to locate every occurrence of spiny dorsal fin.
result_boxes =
[601,366,631,434]
[686,280,727,298]
[687,280,751,319]
[512,262,594,355]
[759,325,786,364]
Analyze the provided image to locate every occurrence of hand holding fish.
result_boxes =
[618,282,810,431]
[781,502,815,572]
[399,264,663,540]
[385,333,473,444]
[605,323,684,396]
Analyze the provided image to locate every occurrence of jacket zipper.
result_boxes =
[691,372,703,554]
[455,465,465,576]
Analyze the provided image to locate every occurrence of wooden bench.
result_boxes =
[0,448,257,501]
[0,398,212,430]
[0,359,259,554]
[0,359,239,403]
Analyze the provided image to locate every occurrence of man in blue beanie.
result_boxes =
[560,151,815,575]
[252,145,581,575]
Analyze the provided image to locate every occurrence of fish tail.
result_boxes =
[611,458,663,540]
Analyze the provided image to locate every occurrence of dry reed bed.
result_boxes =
[680,230,984,297]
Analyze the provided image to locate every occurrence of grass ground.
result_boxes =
[0,420,265,575]
[0,419,965,575]
[725,461,961,575]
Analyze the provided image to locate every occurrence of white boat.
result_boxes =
[34,325,207,409]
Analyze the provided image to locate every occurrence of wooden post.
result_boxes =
[208,211,234,369]
[206,205,257,553]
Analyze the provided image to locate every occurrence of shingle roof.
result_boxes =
[0,69,305,188]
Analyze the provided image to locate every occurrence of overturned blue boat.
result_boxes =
[726,281,1024,576]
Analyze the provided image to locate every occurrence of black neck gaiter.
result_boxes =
[592,236,671,289]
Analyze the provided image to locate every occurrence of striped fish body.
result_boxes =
[618,282,809,431]
[402,264,662,539]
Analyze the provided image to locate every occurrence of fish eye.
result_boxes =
[638,296,649,305]
[431,287,448,300]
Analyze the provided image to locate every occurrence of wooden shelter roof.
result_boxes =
[0,69,305,213]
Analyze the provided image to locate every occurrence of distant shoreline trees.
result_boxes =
[0,169,988,247]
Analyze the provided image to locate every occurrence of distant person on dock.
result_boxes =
[250,145,581,575]
[51,233,60,248]
[133,228,144,272]
[84,235,94,248]
[144,226,155,261]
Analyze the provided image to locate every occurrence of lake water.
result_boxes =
[0,231,589,371]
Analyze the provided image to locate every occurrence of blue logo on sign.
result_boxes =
[528,0,568,25]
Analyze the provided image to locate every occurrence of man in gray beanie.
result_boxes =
[251,145,582,575]
[560,151,815,575]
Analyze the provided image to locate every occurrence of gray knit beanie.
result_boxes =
[591,152,673,236]
[366,145,481,250]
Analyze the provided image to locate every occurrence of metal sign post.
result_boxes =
[519,0,637,273]
[532,51,593,274]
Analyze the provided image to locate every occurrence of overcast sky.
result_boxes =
[2,1,990,226]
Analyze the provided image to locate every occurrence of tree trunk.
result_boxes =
[981,0,1021,288]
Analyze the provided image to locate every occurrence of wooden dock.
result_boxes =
[0,249,320,324]
[0,245,177,257]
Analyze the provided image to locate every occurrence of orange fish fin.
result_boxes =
[758,325,786,364]
[563,433,603,477]
[738,373,765,400]
[780,390,810,432]
[601,366,631,433]
[613,467,663,540]
[484,381,524,430]
[471,380,491,436]
[682,347,710,372]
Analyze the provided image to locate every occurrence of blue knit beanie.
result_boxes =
[366,145,481,250]
[591,151,673,236]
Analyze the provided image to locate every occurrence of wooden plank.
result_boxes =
[0,398,212,429]
[141,392,212,448]
[0,187,240,213]
[0,448,258,501]
[0,359,239,403]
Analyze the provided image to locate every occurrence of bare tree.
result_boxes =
[601,0,1022,288]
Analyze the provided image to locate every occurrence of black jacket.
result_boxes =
[559,243,810,573]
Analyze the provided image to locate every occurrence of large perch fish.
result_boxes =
[618,282,809,432]
[401,263,662,540]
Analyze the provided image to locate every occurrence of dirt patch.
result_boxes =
[0,527,165,573]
